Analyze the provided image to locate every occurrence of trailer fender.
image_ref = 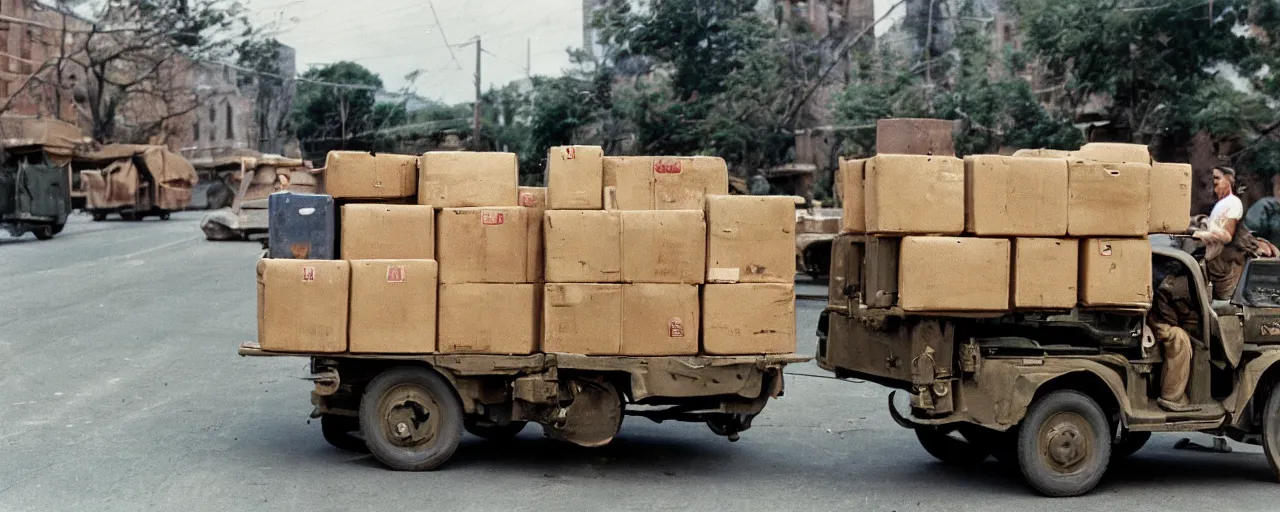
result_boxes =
[1225,349,1280,427]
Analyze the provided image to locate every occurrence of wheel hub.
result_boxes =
[379,385,439,448]
[1039,412,1093,473]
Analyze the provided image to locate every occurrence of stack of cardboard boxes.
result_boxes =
[839,120,1192,313]
[257,147,798,356]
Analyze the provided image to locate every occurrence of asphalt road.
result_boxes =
[2,213,1278,511]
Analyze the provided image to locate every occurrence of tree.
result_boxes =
[292,61,406,156]
[1011,0,1279,208]
[50,0,263,144]
[237,38,294,154]
[835,0,1082,158]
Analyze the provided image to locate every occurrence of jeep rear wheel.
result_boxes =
[1017,390,1111,497]
[1263,388,1280,482]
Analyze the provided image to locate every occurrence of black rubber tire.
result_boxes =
[32,226,54,240]
[321,414,369,453]
[1113,431,1152,460]
[916,426,991,465]
[464,419,527,441]
[1263,386,1280,482]
[159,211,171,221]
[1016,390,1112,497]
[958,423,1017,466]
[359,367,463,471]
[51,223,65,235]
[91,211,106,221]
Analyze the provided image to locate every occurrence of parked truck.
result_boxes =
[817,233,1280,496]
[80,144,198,221]
[0,116,90,240]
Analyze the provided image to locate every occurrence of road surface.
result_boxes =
[1,213,1276,511]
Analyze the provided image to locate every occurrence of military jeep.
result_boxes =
[817,234,1280,497]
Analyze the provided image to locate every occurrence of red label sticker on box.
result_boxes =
[668,317,685,337]
[1099,243,1113,257]
[301,266,315,282]
[386,265,405,283]
[653,159,682,174]
[519,192,537,207]
[561,146,577,160]
[481,211,505,225]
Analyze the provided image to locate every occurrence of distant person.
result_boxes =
[1194,167,1254,299]
[1244,174,1280,247]
[749,174,771,195]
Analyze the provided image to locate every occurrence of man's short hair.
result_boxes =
[1216,166,1237,180]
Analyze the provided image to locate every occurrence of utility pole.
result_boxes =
[472,36,482,151]
[526,38,531,78]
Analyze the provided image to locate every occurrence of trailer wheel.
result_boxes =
[1016,390,1111,497]
[91,211,106,222]
[359,366,462,471]
[1263,387,1280,482]
[159,211,171,221]
[32,226,54,240]
[321,414,368,453]
[1113,431,1151,460]
[915,426,990,465]
[464,419,527,441]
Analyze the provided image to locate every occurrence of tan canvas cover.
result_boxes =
[0,116,90,159]
[82,161,140,209]
[79,144,198,210]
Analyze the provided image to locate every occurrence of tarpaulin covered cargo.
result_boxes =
[78,144,198,211]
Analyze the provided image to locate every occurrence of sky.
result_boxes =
[245,0,904,105]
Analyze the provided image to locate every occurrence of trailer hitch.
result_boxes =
[887,391,924,430]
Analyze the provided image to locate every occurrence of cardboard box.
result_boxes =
[702,283,796,355]
[621,284,698,356]
[1150,162,1192,234]
[1067,160,1151,236]
[1080,238,1152,307]
[621,210,705,284]
[542,284,698,356]
[518,186,547,281]
[1013,238,1078,309]
[435,207,535,283]
[438,283,539,354]
[324,151,417,199]
[839,158,866,233]
[518,186,546,209]
[828,233,861,305]
[418,152,518,208]
[543,283,622,354]
[603,156,729,210]
[965,155,1069,236]
[875,118,955,156]
[1012,148,1073,158]
[340,204,434,260]
[544,210,622,283]
[349,260,437,353]
[865,154,965,235]
[705,195,795,283]
[898,237,1010,312]
[1073,142,1151,164]
[547,145,604,209]
[256,259,349,353]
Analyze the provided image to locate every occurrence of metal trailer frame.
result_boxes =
[239,342,807,471]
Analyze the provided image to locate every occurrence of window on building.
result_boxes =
[193,122,200,142]
[225,103,234,140]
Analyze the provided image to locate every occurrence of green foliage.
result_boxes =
[292,62,386,155]
[835,1,1082,157]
